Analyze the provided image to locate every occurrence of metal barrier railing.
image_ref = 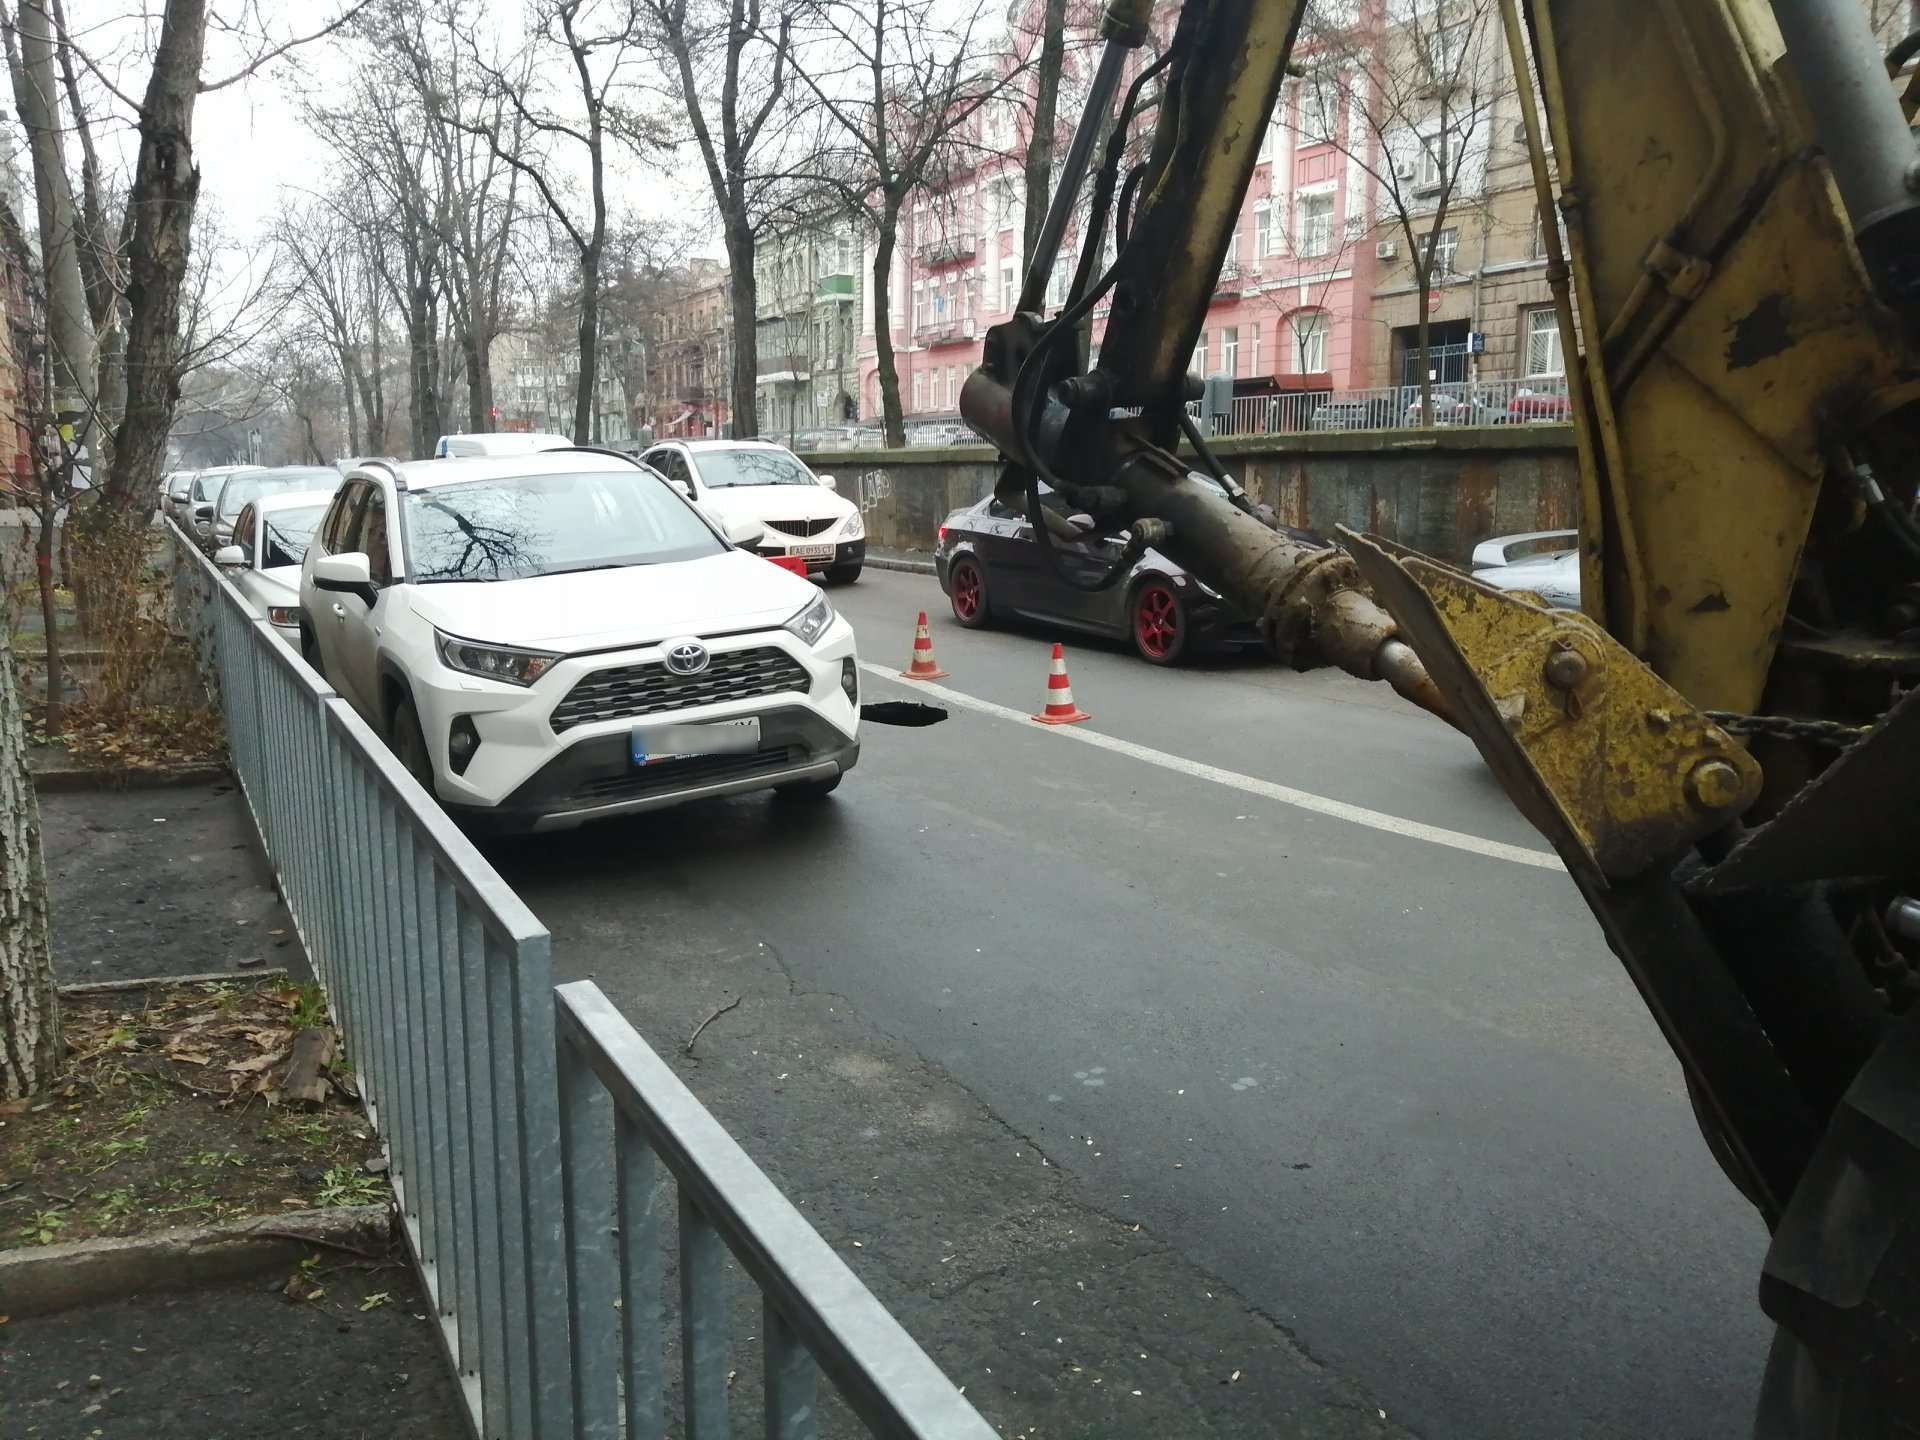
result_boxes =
[168,522,1001,1440]
[170,523,573,1438]
[1190,376,1574,437]
[556,982,1000,1438]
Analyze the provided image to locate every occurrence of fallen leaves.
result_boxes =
[358,1291,392,1313]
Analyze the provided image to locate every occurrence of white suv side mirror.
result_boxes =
[214,545,246,568]
[312,551,377,606]
[722,514,766,548]
[815,473,837,491]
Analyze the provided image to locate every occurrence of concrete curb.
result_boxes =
[29,760,229,794]
[58,967,291,996]
[0,1205,392,1318]
[866,553,936,576]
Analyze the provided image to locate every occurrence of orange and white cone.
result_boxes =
[1032,642,1090,724]
[899,610,949,680]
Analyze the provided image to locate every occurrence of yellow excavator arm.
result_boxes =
[962,1,1920,1431]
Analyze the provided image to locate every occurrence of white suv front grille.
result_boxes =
[549,646,812,733]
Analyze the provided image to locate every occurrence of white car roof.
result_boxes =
[670,439,799,454]
[356,449,645,493]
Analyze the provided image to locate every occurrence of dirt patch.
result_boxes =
[0,981,385,1252]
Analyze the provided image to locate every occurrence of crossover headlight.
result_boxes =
[783,591,835,648]
[435,630,559,687]
[267,605,300,627]
[842,510,864,540]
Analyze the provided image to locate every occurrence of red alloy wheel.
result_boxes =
[950,558,987,626]
[1133,582,1184,664]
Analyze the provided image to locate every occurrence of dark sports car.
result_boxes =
[932,477,1325,665]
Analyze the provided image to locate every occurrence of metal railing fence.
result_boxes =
[168,524,1001,1440]
[170,524,573,1438]
[556,983,1001,1439]
[1194,376,1574,438]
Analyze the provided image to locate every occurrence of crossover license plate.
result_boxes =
[789,543,834,559]
[630,717,760,765]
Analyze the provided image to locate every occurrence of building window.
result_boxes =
[1190,330,1208,376]
[1525,307,1565,376]
[1248,321,1261,377]
[1414,131,1445,192]
[912,370,924,411]
[1254,201,1273,258]
[1000,259,1016,312]
[1221,326,1239,377]
[1427,226,1458,277]
[1292,311,1328,373]
[945,366,957,409]
[1298,192,1334,257]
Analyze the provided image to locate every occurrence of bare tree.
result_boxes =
[1016,0,1067,275]
[272,194,390,454]
[785,0,1026,445]
[459,0,660,444]
[0,613,55,1102]
[641,0,794,439]
[1294,0,1506,422]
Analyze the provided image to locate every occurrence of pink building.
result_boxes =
[858,25,1380,426]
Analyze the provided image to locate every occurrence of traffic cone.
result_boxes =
[899,611,949,680]
[1032,642,1090,724]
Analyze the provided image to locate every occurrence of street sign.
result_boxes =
[1427,290,1442,309]
[1469,331,1487,354]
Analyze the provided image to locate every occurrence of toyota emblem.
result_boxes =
[665,640,710,675]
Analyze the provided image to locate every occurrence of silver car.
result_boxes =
[1471,529,1580,608]
[210,466,341,550]
[173,464,263,538]
[214,489,335,647]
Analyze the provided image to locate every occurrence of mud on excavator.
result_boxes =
[961,1,1920,1431]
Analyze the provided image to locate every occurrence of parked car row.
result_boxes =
[177,437,862,834]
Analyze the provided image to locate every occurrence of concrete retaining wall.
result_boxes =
[822,426,1578,568]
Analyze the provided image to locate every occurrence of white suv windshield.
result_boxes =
[695,449,817,488]
[404,469,724,583]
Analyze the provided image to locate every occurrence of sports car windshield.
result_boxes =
[695,449,818,488]
[405,470,723,582]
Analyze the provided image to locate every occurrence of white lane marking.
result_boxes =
[860,662,1563,872]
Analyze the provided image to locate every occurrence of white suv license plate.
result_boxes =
[631,717,761,765]
[789,543,834,559]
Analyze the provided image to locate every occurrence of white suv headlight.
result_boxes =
[784,591,835,647]
[435,630,560,687]
[843,510,864,540]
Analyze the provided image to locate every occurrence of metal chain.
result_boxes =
[1705,710,1874,748]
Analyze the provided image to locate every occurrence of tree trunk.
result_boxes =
[725,217,758,439]
[872,216,905,448]
[1020,0,1069,277]
[104,0,206,518]
[34,509,61,736]
[406,271,440,457]
[1414,265,1433,426]
[0,622,59,1102]
[9,1,95,441]
[573,246,600,446]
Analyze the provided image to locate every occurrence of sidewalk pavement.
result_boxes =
[38,777,306,985]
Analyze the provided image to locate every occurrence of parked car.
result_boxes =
[1471,528,1580,608]
[210,466,342,550]
[174,464,264,538]
[1505,388,1573,423]
[1308,395,1401,431]
[933,475,1324,665]
[433,432,571,458]
[639,439,865,583]
[1405,391,1503,427]
[298,451,858,832]
[214,488,336,646]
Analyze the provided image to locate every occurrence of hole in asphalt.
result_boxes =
[861,701,949,727]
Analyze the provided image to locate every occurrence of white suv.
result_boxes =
[297,450,859,832]
[640,440,864,582]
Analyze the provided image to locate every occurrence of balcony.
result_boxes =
[817,271,855,299]
[1213,261,1247,299]
[915,231,977,265]
[756,352,811,383]
[913,317,974,346]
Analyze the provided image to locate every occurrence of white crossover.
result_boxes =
[215,488,339,647]
[297,450,859,832]
[639,440,865,583]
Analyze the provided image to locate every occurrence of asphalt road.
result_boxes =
[499,566,1773,1440]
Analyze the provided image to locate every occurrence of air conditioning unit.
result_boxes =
[1395,161,1416,180]
[1375,238,1398,259]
